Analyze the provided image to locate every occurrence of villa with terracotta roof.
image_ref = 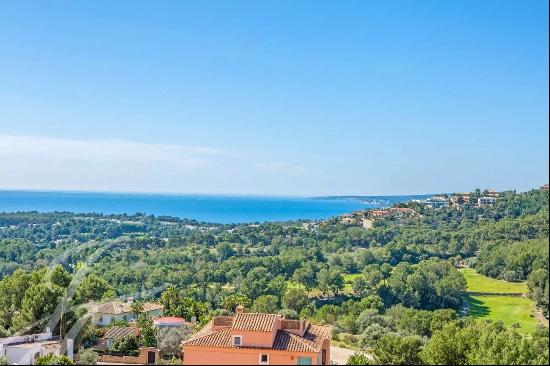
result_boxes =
[367,209,391,219]
[182,306,331,365]
[89,298,164,326]
[450,193,471,207]
[95,325,140,350]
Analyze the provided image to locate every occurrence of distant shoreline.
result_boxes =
[311,194,435,206]
[0,190,429,224]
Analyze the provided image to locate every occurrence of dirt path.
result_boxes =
[534,307,549,327]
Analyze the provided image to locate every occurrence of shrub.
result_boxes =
[76,349,98,365]
[35,354,75,365]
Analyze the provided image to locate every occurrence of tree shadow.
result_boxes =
[466,295,490,318]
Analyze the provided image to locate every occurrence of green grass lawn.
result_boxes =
[466,295,538,334]
[460,268,540,334]
[343,273,361,295]
[286,280,322,297]
[343,273,362,283]
[460,268,528,294]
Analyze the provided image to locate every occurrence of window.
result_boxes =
[232,335,242,346]
[297,357,312,365]
[259,354,269,364]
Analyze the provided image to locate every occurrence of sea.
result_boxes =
[0,190,433,224]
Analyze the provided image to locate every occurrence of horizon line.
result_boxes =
[0,187,442,199]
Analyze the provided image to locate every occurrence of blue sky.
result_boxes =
[0,0,548,195]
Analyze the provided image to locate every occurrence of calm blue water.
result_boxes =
[0,190,430,224]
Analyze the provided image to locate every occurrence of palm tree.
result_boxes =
[131,300,144,317]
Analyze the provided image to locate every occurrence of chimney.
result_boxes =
[235,305,244,314]
[299,320,308,336]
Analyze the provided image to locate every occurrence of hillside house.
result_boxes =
[182,306,331,365]
[367,210,391,219]
[95,326,140,350]
[485,190,500,198]
[90,299,163,326]
[426,196,449,209]
[450,194,471,207]
[478,196,497,206]
[340,214,357,225]
[0,329,73,365]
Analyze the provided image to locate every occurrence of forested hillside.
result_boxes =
[0,188,548,364]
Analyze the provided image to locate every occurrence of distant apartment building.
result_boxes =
[426,196,449,209]
[478,196,497,206]
[182,306,331,365]
[89,298,163,326]
[0,329,73,365]
[541,184,549,190]
[485,190,500,198]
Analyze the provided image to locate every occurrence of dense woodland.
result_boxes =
[0,188,548,365]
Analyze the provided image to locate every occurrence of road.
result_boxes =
[330,345,372,365]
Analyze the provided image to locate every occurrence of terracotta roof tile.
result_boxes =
[232,313,278,332]
[183,322,331,352]
[183,324,233,348]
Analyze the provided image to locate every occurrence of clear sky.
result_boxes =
[0,0,548,196]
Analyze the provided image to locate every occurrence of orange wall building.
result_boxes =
[182,307,331,365]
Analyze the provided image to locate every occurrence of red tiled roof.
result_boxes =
[273,324,330,352]
[184,327,233,348]
[232,313,278,332]
[183,321,330,353]
[153,317,185,325]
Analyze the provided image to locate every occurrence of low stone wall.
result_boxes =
[99,347,159,364]
[100,353,143,364]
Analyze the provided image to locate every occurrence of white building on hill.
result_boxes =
[0,329,73,365]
